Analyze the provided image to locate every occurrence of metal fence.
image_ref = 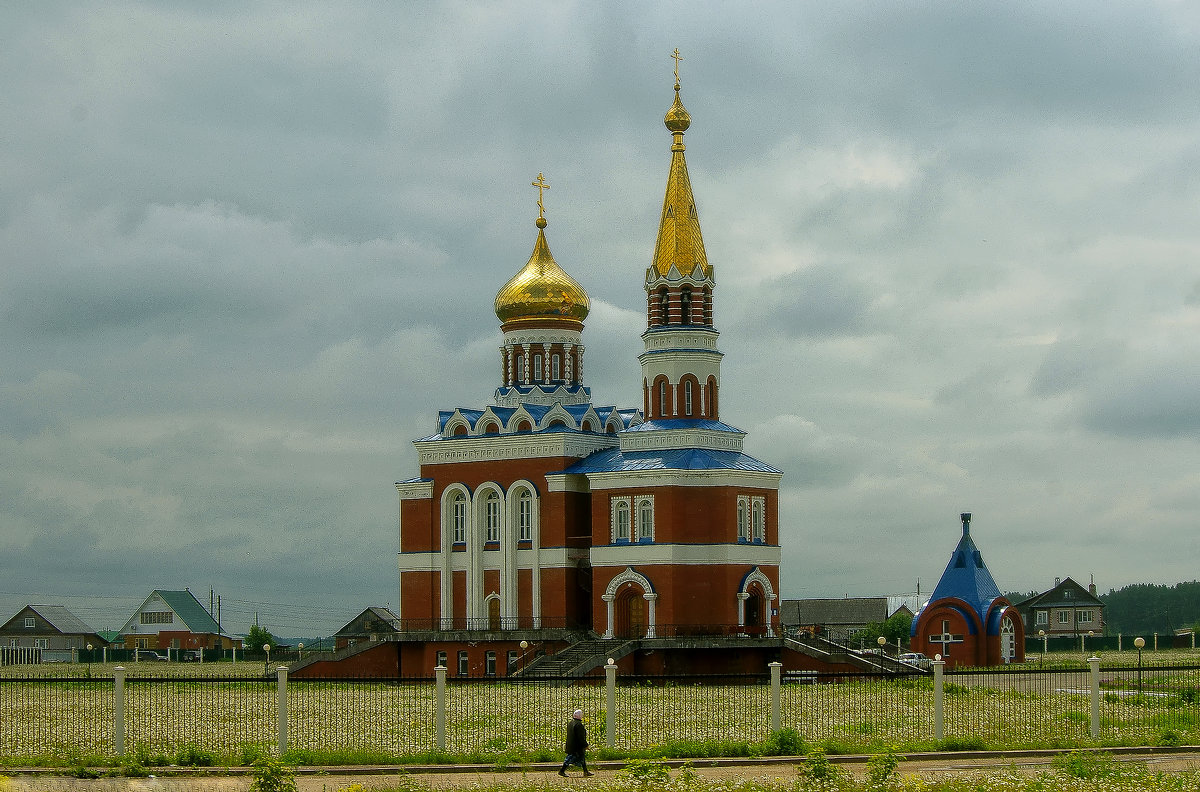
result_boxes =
[1,660,1197,762]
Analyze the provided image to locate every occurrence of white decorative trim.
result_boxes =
[640,328,720,351]
[395,481,433,500]
[634,494,654,542]
[610,496,632,543]
[415,433,619,465]
[585,470,782,490]
[739,567,777,637]
[619,427,744,453]
[545,474,591,493]
[591,543,781,567]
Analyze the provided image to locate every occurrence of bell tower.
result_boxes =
[640,54,722,422]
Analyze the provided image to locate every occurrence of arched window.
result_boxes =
[453,424,468,436]
[684,380,693,416]
[482,422,499,435]
[532,354,543,382]
[552,354,561,381]
[452,494,467,544]
[737,498,749,542]
[680,288,692,324]
[659,288,669,324]
[613,499,631,541]
[485,492,501,542]
[658,380,668,418]
[518,491,533,542]
[516,420,532,433]
[516,355,525,383]
[752,499,764,543]
[637,498,654,542]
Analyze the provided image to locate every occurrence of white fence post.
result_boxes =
[605,658,617,749]
[113,666,126,756]
[1088,655,1100,738]
[434,665,447,752]
[276,666,288,754]
[932,656,945,741]
[768,662,782,735]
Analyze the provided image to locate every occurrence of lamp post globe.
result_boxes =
[297,642,304,659]
[1134,637,1145,696]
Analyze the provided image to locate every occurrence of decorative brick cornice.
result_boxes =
[415,433,618,465]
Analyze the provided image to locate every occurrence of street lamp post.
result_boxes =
[297,642,304,660]
[1082,630,1093,654]
[1134,637,1145,698]
[263,643,271,676]
[877,635,887,658]
[518,640,528,673]
[86,643,93,676]
[1038,630,1046,665]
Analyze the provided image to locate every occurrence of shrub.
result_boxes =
[621,757,671,786]
[250,757,297,792]
[1052,749,1115,779]
[763,727,805,756]
[866,747,902,788]
[175,743,214,767]
[798,747,843,782]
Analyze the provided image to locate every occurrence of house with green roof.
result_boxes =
[118,589,240,658]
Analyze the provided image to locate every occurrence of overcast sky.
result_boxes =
[2,3,1198,638]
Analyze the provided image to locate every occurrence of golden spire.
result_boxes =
[494,174,590,327]
[650,50,709,281]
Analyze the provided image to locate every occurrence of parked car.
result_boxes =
[134,650,168,661]
[898,652,931,670]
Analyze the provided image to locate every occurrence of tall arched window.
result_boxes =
[680,288,692,324]
[518,490,533,542]
[737,498,749,542]
[452,494,467,544]
[614,499,631,541]
[659,288,669,324]
[752,499,764,543]
[658,380,668,418]
[516,356,525,383]
[485,492,501,542]
[684,380,693,416]
[637,498,654,542]
[551,354,561,381]
[532,354,542,382]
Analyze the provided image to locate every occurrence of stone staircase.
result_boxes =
[517,638,636,678]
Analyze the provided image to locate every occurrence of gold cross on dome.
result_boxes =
[532,172,550,220]
[671,48,683,84]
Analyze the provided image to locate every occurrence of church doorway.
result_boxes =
[615,589,646,639]
[744,589,764,636]
[1001,615,1016,663]
[487,597,501,632]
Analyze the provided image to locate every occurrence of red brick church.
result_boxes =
[295,65,888,679]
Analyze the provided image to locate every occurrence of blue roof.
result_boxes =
[917,515,1003,630]
[623,419,745,434]
[563,447,781,475]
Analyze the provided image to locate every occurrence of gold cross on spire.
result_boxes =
[532,172,550,220]
[671,48,682,85]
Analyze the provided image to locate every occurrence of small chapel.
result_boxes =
[910,513,1025,669]
[294,60,891,679]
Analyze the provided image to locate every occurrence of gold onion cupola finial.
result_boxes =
[651,49,710,281]
[494,173,590,327]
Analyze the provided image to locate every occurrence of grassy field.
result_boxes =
[1,651,1197,768]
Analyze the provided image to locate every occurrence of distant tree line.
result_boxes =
[1100,581,1200,636]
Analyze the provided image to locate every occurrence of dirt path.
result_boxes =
[4,751,1199,791]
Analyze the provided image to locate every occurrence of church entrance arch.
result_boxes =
[602,567,656,639]
[744,587,764,635]
[487,596,501,632]
[738,567,776,637]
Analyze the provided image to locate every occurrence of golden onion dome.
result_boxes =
[664,83,691,133]
[494,217,590,327]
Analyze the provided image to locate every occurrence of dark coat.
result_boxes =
[565,718,588,755]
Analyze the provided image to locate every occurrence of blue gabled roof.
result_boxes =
[623,419,745,434]
[563,447,781,475]
[918,514,1003,628]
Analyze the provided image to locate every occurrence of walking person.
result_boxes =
[558,708,593,777]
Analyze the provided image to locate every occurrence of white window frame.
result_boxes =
[1058,611,1071,624]
[485,492,501,543]
[452,495,467,543]
[611,497,631,542]
[518,490,533,542]
[457,650,469,676]
[34,638,49,650]
[436,651,447,669]
[485,651,497,676]
[1078,610,1092,623]
[737,497,750,542]
[751,497,765,543]
[684,380,693,416]
[635,496,654,542]
[1035,610,1048,625]
[23,617,34,628]
[533,354,543,382]
[552,354,561,381]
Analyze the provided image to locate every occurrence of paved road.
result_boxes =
[4,750,1199,791]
